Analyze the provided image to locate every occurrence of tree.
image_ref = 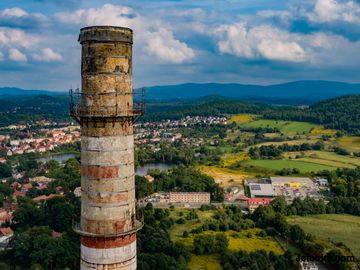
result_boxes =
[271,196,287,214]
[0,163,12,178]
[193,234,228,255]
[289,225,306,243]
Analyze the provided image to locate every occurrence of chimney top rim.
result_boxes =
[80,26,133,32]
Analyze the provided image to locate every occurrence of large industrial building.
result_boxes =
[248,183,275,198]
[71,26,144,270]
[246,176,323,203]
[169,192,211,204]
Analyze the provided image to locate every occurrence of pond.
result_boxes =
[136,163,175,176]
[37,153,77,164]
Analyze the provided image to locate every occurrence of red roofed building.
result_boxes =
[0,227,13,248]
[12,190,26,201]
[32,194,63,202]
[22,183,33,191]
[144,175,154,183]
[52,231,63,239]
[0,227,13,237]
[0,212,13,225]
[247,198,273,212]
[11,182,21,189]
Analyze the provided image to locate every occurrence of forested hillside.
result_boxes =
[0,95,70,126]
[266,95,360,134]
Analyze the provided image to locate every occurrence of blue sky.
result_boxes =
[0,0,359,91]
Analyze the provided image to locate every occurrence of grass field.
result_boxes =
[287,214,360,258]
[241,120,318,134]
[241,159,337,173]
[199,165,249,186]
[337,136,360,153]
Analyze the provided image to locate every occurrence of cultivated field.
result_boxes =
[287,214,360,258]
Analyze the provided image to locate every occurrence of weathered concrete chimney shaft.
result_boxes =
[71,26,143,270]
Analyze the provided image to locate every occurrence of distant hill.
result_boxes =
[1,81,360,104]
[146,81,360,102]
[0,87,66,96]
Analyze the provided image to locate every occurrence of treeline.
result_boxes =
[248,142,324,159]
[271,196,360,217]
[135,166,224,202]
[266,95,360,134]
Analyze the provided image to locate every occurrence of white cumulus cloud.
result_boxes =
[214,23,307,62]
[0,27,39,48]
[55,4,195,64]
[308,0,360,23]
[1,7,28,18]
[144,28,195,64]
[33,48,62,62]
[9,48,27,62]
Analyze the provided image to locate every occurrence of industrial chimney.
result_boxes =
[70,26,144,270]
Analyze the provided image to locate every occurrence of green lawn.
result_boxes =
[241,159,337,173]
[287,214,360,258]
[241,120,318,134]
